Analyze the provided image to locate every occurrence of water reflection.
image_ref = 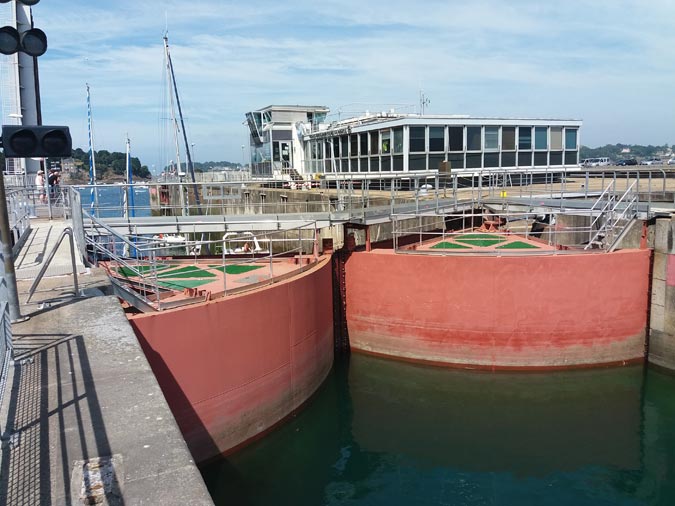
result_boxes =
[202,354,675,506]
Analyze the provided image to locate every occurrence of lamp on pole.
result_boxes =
[241,144,245,169]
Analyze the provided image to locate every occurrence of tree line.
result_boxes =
[66,148,151,180]
[580,143,672,160]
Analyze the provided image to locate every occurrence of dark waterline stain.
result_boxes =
[201,354,675,506]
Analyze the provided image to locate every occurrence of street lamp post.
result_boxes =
[241,144,245,169]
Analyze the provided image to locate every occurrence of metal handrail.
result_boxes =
[26,227,80,303]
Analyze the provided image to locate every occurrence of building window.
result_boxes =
[501,152,516,167]
[393,128,403,153]
[518,127,532,150]
[350,159,358,172]
[340,136,348,158]
[550,127,563,150]
[360,157,368,172]
[467,127,481,151]
[410,127,425,152]
[429,154,445,171]
[484,127,499,151]
[518,151,532,166]
[381,156,391,171]
[429,127,444,151]
[350,134,358,157]
[484,152,499,167]
[369,155,379,171]
[447,153,464,169]
[565,129,578,150]
[360,132,369,155]
[369,131,379,155]
[448,127,463,151]
[534,152,548,166]
[466,153,481,168]
[502,127,516,150]
[381,130,391,154]
[535,127,547,150]
[550,151,563,165]
[564,151,578,165]
[332,138,340,158]
[408,154,426,170]
[393,155,403,171]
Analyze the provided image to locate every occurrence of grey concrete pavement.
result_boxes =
[1,219,214,505]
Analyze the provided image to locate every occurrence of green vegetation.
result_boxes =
[580,143,672,161]
[165,161,243,173]
[65,147,151,180]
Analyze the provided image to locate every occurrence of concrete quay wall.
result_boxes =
[648,217,675,370]
[345,249,651,369]
[129,257,334,463]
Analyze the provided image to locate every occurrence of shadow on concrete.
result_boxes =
[15,225,52,269]
[0,334,124,505]
[134,334,221,464]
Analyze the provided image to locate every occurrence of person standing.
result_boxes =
[48,169,60,200]
[35,169,46,203]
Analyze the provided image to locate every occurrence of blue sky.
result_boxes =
[13,0,675,170]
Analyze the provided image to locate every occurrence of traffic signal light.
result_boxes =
[0,0,46,56]
[1,125,72,158]
[0,1,41,5]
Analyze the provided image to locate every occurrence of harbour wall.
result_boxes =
[648,217,675,370]
[129,257,334,463]
[345,249,651,369]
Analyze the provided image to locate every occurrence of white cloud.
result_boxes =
[9,0,675,169]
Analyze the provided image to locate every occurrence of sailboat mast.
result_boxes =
[163,35,202,212]
[86,83,99,215]
[126,135,135,218]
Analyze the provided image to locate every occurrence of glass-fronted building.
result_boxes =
[246,105,329,178]
[246,106,582,180]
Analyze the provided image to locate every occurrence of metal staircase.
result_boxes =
[584,181,639,251]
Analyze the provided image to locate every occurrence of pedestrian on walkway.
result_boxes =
[35,169,47,203]
[48,169,60,200]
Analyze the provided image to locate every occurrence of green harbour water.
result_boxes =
[201,354,675,505]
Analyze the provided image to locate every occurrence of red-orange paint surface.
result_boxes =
[346,250,651,369]
[130,258,334,463]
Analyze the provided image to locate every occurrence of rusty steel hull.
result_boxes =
[130,258,334,463]
[346,249,651,369]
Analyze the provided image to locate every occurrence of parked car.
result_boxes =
[640,157,661,166]
[616,158,638,166]
[668,158,675,165]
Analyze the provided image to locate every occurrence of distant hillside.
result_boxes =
[162,160,242,173]
[66,148,151,181]
[580,144,673,161]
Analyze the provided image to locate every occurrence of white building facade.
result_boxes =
[246,106,582,180]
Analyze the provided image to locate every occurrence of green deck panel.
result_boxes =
[117,264,170,278]
[209,264,265,275]
[156,265,217,279]
[157,279,213,290]
[455,238,507,247]
[496,241,541,249]
[430,241,472,249]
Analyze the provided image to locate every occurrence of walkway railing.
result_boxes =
[81,208,320,311]
[68,166,674,226]
[391,179,642,255]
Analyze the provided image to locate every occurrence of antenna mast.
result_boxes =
[419,90,430,115]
